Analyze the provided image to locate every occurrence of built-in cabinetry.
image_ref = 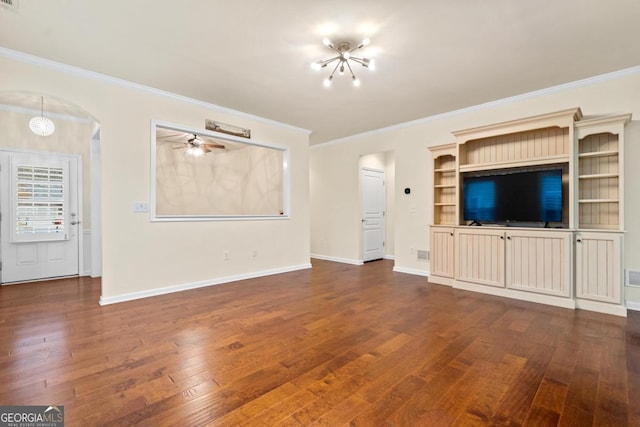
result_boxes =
[431,144,457,225]
[428,108,631,316]
[429,226,455,283]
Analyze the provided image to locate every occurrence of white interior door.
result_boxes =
[362,168,385,262]
[0,151,80,283]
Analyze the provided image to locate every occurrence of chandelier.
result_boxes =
[311,37,375,87]
[29,96,55,136]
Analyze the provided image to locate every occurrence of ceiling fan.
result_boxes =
[169,133,226,157]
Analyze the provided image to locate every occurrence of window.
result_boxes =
[10,157,69,242]
[151,121,290,220]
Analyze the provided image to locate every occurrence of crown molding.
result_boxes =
[0,47,312,136]
[313,65,640,149]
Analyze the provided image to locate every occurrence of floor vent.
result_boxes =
[0,0,18,11]
[417,249,429,261]
[627,270,640,287]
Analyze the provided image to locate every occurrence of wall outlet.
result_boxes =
[223,250,230,261]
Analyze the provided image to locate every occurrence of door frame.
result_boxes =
[0,147,84,283]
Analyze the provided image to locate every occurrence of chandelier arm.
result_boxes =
[321,56,341,67]
[349,58,366,66]
[345,60,357,79]
[328,61,341,79]
[326,45,343,55]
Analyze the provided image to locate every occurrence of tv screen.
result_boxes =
[463,168,562,224]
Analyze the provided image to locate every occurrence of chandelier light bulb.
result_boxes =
[352,76,361,87]
[323,77,332,88]
[368,58,376,71]
[322,37,332,47]
[311,61,322,71]
[361,38,370,46]
[343,52,351,60]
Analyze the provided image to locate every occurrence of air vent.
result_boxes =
[627,270,640,287]
[417,249,429,261]
[0,0,18,11]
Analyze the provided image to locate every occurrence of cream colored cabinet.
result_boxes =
[455,228,505,288]
[575,232,623,304]
[429,226,455,285]
[505,230,572,297]
[428,109,630,316]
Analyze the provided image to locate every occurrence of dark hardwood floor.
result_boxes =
[1,259,639,426]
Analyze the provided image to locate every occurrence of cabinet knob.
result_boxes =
[577,238,582,243]
[507,236,511,240]
[450,232,454,236]
[500,235,504,240]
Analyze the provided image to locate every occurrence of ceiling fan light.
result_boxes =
[185,146,204,158]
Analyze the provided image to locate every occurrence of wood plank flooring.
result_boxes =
[1,259,639,426]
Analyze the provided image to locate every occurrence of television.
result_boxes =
[463,167,563,225]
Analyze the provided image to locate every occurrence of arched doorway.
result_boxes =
[0,91,102,282]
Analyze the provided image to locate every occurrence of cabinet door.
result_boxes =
[430,227,454,278]
[455,228,505,288]
[575,232,622,304]
[505,231,572,297]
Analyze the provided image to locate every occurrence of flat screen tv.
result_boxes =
[463,168,563,224]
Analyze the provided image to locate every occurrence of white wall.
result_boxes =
[0,52,311,303]
[310,69,640,304]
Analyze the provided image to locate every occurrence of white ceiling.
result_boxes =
[1,0,640,144]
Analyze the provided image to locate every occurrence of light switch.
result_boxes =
[133,202,149,213]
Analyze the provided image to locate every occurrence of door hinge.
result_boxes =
[383,241,385,247]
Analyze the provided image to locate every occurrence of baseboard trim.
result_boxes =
[575,299,627,317]
[310,254,364,266]
[99,263,312,305]
[627,301,640,312]
[392,266,429,277]
[383,255,395,260]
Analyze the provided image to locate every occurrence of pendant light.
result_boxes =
[29,96,55,136]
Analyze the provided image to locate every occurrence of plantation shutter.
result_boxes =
[11,156,69,242]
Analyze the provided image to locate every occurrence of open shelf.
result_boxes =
[579,173,619,179]
[578,150,618,159]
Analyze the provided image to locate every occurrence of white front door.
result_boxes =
[362,168,385,262]
[0,151,80,283]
